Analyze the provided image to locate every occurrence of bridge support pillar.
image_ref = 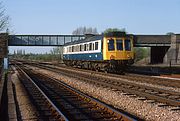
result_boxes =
[164,34,180,64]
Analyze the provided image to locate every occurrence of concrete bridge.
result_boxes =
[0,33,180,65]
[134,34,180,64]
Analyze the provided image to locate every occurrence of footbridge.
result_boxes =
[8,34,172,47]
[0,33,180,64]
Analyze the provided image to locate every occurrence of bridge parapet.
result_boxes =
[8,35,85,46]
[134,35,171,47]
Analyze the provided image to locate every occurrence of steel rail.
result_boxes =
[16,65,69,121]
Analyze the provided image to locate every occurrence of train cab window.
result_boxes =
[92,43,95,50]
[125,39,131,51]
[116,39,123,50]
[89,43,92,51]
[108,39,115,51]
[95,42,98,50]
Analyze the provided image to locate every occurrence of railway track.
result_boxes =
[15,65,138,121]
[22,60,180,88]
[16,66,68,120]
[24,62,180,108]
[13,61,180,88]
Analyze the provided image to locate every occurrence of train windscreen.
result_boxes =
[108,39,115,51]
[116,39,123,50]
[125,39,131,51]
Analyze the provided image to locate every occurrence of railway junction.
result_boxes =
[0,32,180,120]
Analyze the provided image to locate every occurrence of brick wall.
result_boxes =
[0,33,8,59]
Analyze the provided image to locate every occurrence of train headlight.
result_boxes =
[110,55,115,60]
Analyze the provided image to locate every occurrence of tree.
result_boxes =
[103,28,126,34]
[72,26,98,35]
[86,27,92,34]
[166,32,175,35]
[134,47,149,62]
[92,28,98,34]
[0,2,9,32]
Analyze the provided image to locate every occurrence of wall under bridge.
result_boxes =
[150,34,180,65]
[150,46,170,64]
[0,33,8,59]
[163,34,180,65]
[0,33,8,70]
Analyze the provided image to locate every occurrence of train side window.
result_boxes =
[80,45,82,51]
[84,44,87,51]
[76,45,79,52]
[69,47,72,52]
[125,39,131,51]
[89,43,92,51]
[65,48,67,53]
[116,39,123,50]
[95,42,98,50]
[74,46,76,52]
[78,45,80,52]
[77,45,79,52]
[108,39,115,51]
[72,46,74,52]
[86,44,89,51]
[82,45,84,51]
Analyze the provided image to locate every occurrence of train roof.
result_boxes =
[64,32,132,46]
[64,35,103,46]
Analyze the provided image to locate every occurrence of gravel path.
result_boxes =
[11,68,39,120]
[29,66,180,121]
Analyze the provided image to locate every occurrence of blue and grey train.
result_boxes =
[63,32,134,72]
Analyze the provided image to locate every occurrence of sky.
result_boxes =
[2,0,180,53]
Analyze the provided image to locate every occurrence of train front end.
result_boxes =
[103,32,134,71]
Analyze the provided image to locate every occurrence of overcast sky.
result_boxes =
[2,0,180,53]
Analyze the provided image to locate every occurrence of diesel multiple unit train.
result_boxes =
[63,32,134,72]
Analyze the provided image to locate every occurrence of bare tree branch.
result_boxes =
[0,2,9,32]
[72,26,98,35]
